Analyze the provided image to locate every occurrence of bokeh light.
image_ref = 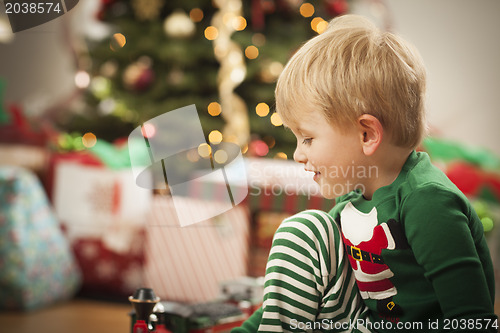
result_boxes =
[230,68,245,83]
[189,8,204,22]
[275,152,288,160]
[141,123,156,138]
[300,3,315,17]
[110,33,126,51]
[252,140,269,157]
[241,143,249,154]
[214,149,228,164]
[209,130,223,144]
[198,143,212,158]
[75,71,90,89]
[82,132,97,148]
[252,33,266,46]
[270,113,283,126]
[311,17,327,33]
[317,20,328,33]
[256,103,270,117]
[245,45,259,59]
[232,16,247,31]
[204,26,219,40]
[269,61,284,77]
[208,102,222,116]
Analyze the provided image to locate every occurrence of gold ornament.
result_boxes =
[211,0,250,148]
[131,0,165,21]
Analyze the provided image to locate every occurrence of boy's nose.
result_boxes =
[293,146,307,164]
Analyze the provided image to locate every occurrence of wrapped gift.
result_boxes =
[44,150,102,200]
[0,104,52,173]
[0,166,81,310]
[143,196,250,303]
[51,153,152,298]
[71,232,145,298]
[0,104,48,147]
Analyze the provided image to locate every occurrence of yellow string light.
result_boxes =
[300,3,315,17]
[270,113,283,126]
[110,33,126,51]
[245,45,259,59]
[198,143,212,158]
[82,132,97,148]
[256,103,270,117]
[275,152,288,160]
[317,20,328,34]
[189,8,204,22]
[241,143,249,154]
[232,16,247,31]
[311,17,327,33]
[204,26,219,40]
[208,102,222,116]
[209,130,223,144]
[214,149,228,164]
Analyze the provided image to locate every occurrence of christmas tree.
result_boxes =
[58,0,349,158]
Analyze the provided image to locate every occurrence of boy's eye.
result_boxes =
[302,138,312,145]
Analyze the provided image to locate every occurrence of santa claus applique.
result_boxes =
[340,202,409,318]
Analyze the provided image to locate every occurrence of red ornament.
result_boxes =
[123,62,155,92]
[133,67,155,92]
[248,139,269,157]
[97,0,117,21]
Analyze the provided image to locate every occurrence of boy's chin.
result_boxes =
[319,185,348,200]
[318,179,360,199]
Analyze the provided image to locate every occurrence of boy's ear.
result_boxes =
[357,114,383,156]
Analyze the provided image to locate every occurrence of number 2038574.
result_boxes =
[5,2,62,14]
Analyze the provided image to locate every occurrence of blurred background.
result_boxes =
[0,0,499,332]
[1,0,499,157]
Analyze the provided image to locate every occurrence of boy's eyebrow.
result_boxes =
[296,126,312,133]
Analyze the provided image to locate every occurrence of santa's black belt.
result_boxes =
[345,244,385,264]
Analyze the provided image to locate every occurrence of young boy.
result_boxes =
[233,14,497,332]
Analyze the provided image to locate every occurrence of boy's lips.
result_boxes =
[306,169,321,182]
[313,171,320,182]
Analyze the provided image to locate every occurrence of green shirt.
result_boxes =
[329,150,497,332]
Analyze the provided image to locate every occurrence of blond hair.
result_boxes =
[275,14,427,149]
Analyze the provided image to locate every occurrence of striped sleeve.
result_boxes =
[257,210,368,332]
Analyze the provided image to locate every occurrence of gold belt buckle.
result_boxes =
[351,246,363,261]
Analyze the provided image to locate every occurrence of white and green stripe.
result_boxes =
[258,210,370,332]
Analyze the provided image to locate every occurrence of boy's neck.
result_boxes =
[361,145,413,200]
